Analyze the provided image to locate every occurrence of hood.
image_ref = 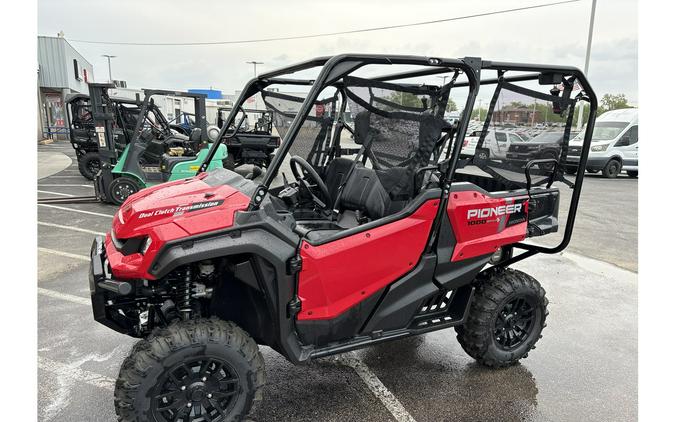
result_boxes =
[113,169,253,239]
[508,141,561,151]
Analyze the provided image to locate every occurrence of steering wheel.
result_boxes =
[289,156,331,209]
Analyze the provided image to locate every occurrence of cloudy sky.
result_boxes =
[38,0,637,104]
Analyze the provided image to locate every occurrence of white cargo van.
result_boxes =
[566,108,638,178]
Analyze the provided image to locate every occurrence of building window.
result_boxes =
[73,59,82,81]
[83,68,88,83]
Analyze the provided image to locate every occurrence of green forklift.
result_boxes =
[88,83,228,205]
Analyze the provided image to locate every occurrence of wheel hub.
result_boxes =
[188,383,206,401]
[494,296,536,350]
[152,357,240,420]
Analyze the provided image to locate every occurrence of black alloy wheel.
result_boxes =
[151,357,240,421]
[494,296,537,350]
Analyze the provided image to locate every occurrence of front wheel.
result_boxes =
[602,159,622,178]
[455,268,548,367]
[115,319,265,422]
[108,177,141,205]
[78,152,102,180]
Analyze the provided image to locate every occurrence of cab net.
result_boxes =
[467,80,579,190]
[342,76,453,199]
[261,90,338,168]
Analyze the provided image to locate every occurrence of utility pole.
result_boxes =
[437,75,448,86]
[246,61,264,77]
[577,0,597,130]
[102,55,116,83]
[531,99,537,127]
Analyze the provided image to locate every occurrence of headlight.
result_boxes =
[111,234,151,255]
[591,144,609,152]
[140,237,152,255]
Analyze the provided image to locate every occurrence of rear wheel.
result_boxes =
[602,159,622,178]
[115,319,265,422]
[108,177,141,205]
[455,268,548,367]
[78,152,102,180]
[627,170,638,178]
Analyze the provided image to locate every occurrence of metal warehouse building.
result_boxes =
[38,34,94,141]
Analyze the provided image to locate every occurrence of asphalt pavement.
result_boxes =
[37,141,637,422]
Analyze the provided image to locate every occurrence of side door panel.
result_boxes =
[297,199,440,321]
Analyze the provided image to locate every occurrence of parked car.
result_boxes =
[506,131,565,170]
[566,108,638,178]
[461,129,526,160]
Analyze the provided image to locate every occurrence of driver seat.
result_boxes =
[337,163,391,220]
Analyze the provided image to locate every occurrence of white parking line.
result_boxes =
[336,354,417,422]
[38,287,90,306]
[38,190,75,197]
[38,184,93,187]
[38,221,105,236]
[38,356,115,391]
[38,247,89,261]
[38,204,114,218]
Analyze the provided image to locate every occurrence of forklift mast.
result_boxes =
[88,83,118,164]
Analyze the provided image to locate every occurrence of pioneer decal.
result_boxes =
[467,203,523,220]
[466,199,528,228]
[137,200,224,219]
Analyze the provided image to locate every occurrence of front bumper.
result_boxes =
[565,155,611,171]
[89,236,136,335]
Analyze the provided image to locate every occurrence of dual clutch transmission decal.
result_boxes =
[137,200,224,219]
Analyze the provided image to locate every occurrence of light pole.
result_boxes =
[576,0,597,130]
[102,55,116,83]
[246,61,264,77]
[437,75,448,86]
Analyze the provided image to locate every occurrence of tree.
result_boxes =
[387,92,423,108]
[446,98,458,112]
[600,93,632,112]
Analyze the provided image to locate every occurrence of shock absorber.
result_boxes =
[176,266,193,319]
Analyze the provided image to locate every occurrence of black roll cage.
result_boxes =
[128,89,208,148]
[198,54,598,267]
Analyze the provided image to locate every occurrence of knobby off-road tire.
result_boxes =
[455,268,548,368]
[115,318,266,422]
[78,152,102,180]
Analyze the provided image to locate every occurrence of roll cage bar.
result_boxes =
[128,89,209,147]
[198,54,598,266]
